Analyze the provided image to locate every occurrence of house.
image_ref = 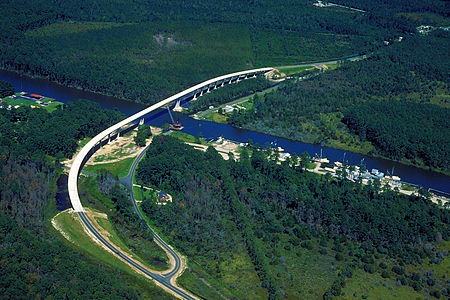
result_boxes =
[223,105,234,113]
[158,191,172,204]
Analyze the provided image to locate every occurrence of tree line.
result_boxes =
[136,135,449,298]
[228,33,450,172]
[0,0,429,106]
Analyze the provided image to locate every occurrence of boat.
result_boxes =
[170,120,184,131]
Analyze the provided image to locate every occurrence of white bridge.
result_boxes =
[68,67,273,212]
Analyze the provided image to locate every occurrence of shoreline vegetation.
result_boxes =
[4,64,449,177]
[190,86,450,177]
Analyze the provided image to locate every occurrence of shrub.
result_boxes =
[392,266,405,275]
[381,270,390,278]
[335,252,344,261]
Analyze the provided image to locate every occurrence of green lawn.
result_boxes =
[169,131,207,144]
[133,186,157,202]
[2,94,64,113]
[201,112,228,123]
[84,157,135,178]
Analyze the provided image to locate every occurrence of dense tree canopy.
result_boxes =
[0,80,14,98]
[137,135,449,298]
[0,0,434,105]
[0,213,147,299]
[0,99,124,160]
[229,33,450,172]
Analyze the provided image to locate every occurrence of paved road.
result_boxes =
[77,211,196,300]
[68,67,273,299]
[66,58,365,298]
[119,143,185,280]
[275,53,365,69]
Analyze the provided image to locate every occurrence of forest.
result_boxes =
[0,80,14,98]
[0,99,124,160]
[0,0,433,105]
[0,98,171,299]
[229,32,450,172]
[343,101,449,170]
[0,1,449,299]
[136,135,449,299]
[0,214,145,299]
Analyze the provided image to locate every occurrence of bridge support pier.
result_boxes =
[107,133,111,144]
[139,118,144,125]
[117,127,121,139]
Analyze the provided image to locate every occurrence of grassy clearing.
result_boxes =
[133,186,157,202]
[79,176,115,211]
[407,240,450,281]
[177,264,230,299]
[338,269,427,299]
[53,210,173,299]
[136,200,266,299]
[399,12,450,26]
[94,215,169,272]
[78,177,171,272]
[218,241,268,299]
[178,241,268,300]
[169,131,206,144]
[263,234,344,299]
[84,157,134,178]
[280,66,316,76]
[252,30,370,66]
[1,94,63,113]
[201,112,228,123]
[175,227,267,299]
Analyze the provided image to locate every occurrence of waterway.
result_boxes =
[1,69,449,194]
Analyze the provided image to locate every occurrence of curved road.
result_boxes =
[119,143,184,280]
[67,56,368,299]
[68,67,274,299]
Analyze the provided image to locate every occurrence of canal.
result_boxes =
[1,69,449,194]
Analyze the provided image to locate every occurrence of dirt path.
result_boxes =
[63,126,162,169]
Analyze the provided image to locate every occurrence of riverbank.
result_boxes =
[190,94,450,177]
[1,70,448,194]
[167,132,449,206]
[238,123,450,177]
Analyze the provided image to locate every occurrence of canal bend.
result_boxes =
[67,67,273,299]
